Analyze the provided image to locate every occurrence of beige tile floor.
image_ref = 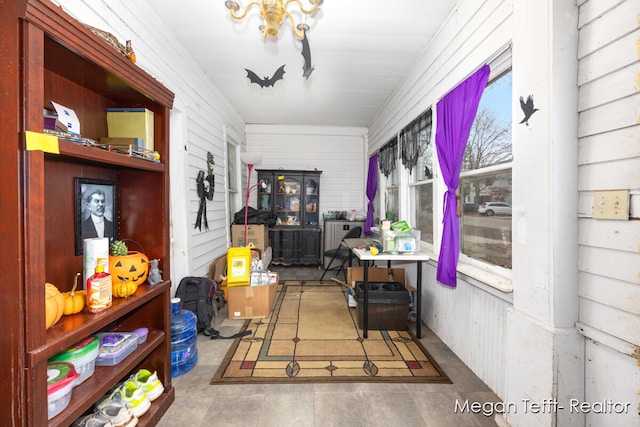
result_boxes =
[157,266,499,427]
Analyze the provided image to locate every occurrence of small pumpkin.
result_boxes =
[45,282,65,329]
[109,251,149,287]
[62,273,86,315]
[113,278,138,298]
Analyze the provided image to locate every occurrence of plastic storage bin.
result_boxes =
[170,297,198,377]
[48,335,99,385]
[382,229,421,253]
[47,362,79,420]
[354,281,411,330]
[94,332,139,366]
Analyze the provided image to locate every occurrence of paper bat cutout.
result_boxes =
[245,65,286,88]
[301,32,314,79]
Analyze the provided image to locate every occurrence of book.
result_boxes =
[44,129,97,146]
[99,137,144,150]
[50,101,81,135]
[106,108,154,152]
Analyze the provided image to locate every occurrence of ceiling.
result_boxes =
[153,1,458,127]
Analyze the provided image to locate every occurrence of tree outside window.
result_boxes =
[460,69,513,268]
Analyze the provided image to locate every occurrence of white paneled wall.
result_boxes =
[422,263,510,397]
[577,2,640,421]
[245,125,368,215]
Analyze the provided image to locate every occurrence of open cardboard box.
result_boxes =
[227,272,278,320]
[346,267,406,289]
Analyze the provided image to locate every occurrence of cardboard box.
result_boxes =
[231,224,268,253]
[106,108,154,151]
[347,268,410,331]
[227,273,278,320]
[347,267,406,289]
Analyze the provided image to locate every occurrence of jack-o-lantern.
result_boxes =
[109,251,149,286]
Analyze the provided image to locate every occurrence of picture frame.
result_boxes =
[74,178,118,255]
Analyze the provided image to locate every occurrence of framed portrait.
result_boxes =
[74,178,118,255]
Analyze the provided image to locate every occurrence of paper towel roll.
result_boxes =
[83,238,110,290]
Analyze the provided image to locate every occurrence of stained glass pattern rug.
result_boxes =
[211,281,451,384]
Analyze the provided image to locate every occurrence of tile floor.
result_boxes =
[157,266,500,427]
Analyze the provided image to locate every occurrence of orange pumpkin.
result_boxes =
[113,279,138,298]
[46,283,65,329]
[109,251,149,286]
[62,273,85,315]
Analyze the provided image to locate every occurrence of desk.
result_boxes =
[348,246,429,339]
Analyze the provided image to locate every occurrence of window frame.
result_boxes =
[456,57,513,277]
[399,50,514,285]
[407,108,435,249]
[225,135,240,228]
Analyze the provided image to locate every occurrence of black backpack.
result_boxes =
[175,276,251,340]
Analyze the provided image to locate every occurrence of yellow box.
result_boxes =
[231,224,268,252]
[226,247,251,287]
[227,273,278,320]
[106,108,154,151]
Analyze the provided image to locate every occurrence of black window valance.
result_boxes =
[400,109,432,174]
[378,137,397,177]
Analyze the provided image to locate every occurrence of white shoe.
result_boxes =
[348,294,357,308]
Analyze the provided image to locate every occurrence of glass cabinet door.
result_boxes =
[258,177,272,212]
[275,175,302,226]
[303,176,320,227]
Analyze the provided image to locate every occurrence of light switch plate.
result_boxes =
[592,190,629,220]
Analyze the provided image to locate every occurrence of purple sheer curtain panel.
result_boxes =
[435,64,490,287]
[365,153,378,235]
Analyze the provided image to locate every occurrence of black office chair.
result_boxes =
[320,226,362,281]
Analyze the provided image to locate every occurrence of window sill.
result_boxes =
[421,247,514,302]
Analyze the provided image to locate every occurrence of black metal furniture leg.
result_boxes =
[416,260,422,338]
[363,261,368,338]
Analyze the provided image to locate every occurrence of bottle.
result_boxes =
[170,298,198,377]
[86,258,112,313]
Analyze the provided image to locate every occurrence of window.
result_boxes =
[459,67,513,268]
[407,110,434,244]
[378,138,399,222]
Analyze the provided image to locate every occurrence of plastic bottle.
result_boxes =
[86,259,112,313]
[170,297,198,377]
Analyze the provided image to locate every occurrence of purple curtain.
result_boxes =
[364,153,378,235]
[436,65,490,287]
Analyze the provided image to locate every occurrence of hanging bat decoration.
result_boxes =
[245,65,286,88]
[519,94,539,126]
[301,32,314,79]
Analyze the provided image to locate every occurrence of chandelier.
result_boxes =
[224,0,322,40]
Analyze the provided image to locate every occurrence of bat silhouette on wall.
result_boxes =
[519,94,539,126]
[245,65,286,88]
[301,32,314,79]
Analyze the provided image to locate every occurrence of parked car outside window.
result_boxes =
[478,202,512,216]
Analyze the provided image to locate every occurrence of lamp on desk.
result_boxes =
[240,152,266,246]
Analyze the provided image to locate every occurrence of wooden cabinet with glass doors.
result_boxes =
[257,169,322,265]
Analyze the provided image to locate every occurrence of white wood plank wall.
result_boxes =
[577,2,640,420]
[576,0,640,349]
[245,125,368,215]
[422,263,510,397]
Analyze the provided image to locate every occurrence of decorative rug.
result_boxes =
[211,281,451,384]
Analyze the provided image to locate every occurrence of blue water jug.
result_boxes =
[170,297,198,377]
